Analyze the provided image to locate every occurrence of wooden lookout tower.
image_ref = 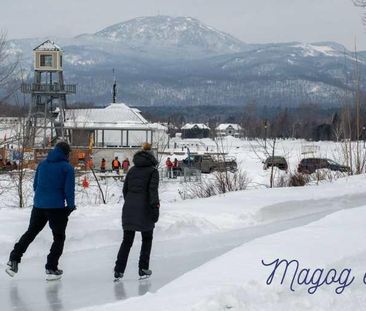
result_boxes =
[21,40,76,147]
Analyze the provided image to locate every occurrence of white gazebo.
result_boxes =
[63,102,167,168]
[64,102,167,148]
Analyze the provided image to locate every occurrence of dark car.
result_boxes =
[178,154,237,174]
[263,156,288,171]
[297,158,350,174]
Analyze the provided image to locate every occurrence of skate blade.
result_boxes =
[139,275,150,280]
[46,274,62,281]
[5,268,16,277]
[114,275,123,282]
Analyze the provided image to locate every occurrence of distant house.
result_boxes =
[216,124,242,137]
[181,123,210,139]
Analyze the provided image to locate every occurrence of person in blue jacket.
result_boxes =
[6,142,76,280]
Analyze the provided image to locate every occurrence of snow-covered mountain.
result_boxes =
[4,16,366,107]
[78,16,245,55]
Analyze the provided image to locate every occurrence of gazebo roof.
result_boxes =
[64,103,158,130]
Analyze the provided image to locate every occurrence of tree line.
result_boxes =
[139,102,366,142]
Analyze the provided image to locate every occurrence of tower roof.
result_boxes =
[33,40,62,51]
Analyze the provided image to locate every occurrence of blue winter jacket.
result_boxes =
[33,147,75,209]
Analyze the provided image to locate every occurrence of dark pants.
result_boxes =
[115,230,153,273]
[10,208,69,270]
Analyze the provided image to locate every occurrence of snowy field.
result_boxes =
[1,138,366,310]
[166,137,353,187]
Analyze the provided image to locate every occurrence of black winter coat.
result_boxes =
[122,151,160,231]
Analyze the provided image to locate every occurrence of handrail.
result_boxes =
[21,83,76,94]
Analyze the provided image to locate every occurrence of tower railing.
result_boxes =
[21,83,76,94]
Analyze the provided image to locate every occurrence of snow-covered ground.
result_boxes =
[1,138,366,310]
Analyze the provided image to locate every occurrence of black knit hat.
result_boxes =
[55,141,71,155]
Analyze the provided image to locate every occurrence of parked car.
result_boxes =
[177,154,237,174]
[263,156,288,171]
[297,158,351,174]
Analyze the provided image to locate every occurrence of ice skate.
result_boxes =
[114,271,124,282]
[46,268,63,281]
[5,260,18,277]
[139,268,152,280]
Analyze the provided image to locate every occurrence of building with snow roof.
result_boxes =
[216,123,242,137]
[181,123,210,139]
[64,102,168,166]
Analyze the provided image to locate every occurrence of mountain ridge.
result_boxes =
[75,15,245,56]
[4,15,365,107]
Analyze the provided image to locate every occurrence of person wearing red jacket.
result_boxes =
[166,157,173,178]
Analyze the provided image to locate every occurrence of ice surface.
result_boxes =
[0,204,341,311]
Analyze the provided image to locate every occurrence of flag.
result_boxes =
[82,176,89,189]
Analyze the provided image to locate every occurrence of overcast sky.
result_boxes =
[1,0,366,49]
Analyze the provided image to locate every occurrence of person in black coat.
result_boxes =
[114,143,160,280]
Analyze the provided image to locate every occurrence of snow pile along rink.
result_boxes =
[157,174,366,238]
[77,205,366,311]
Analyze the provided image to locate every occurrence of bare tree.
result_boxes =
[353,44,363,173]
[0,32,29,208]
[269,138,276,188]
[354,0,366,24]
[0,113,33,208]
[335,43,366,175]
[11,120,28,208]
[0,31,18,100]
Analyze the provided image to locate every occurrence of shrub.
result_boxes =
[179,170,250,200]
[288,172,310,187]
[275,171,310,187]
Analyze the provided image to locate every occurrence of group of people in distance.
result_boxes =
[0,159,18,171]
[165,157,179,178]
[5,142,160,281]
[100,156,130,173]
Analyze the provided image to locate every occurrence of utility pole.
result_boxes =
[112,69,117,104]
[264,119,268,151]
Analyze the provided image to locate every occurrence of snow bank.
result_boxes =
[1,173,366,263]
[158,173,366,238]
[77,205,366,311]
